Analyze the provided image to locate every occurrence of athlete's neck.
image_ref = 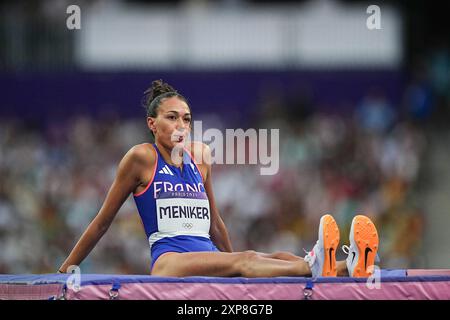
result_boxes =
[155,142,184,168]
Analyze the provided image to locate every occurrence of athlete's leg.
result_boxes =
[151,250,312,277]
[257,251,303,262]
[260,251,349,275]
[152,214,342,278]
[337,260,349,276]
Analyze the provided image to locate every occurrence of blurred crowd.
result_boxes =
[0,83,431,273]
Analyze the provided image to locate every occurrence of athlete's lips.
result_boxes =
[171,135,185,142]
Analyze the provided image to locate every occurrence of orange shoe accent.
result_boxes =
[351,215,379,277]
[321,214,340,277]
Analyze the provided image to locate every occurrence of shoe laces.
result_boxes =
[303,241,318,264]
[341,245,350,254]
[303,240,319,256]
[342,244,381,263]
[303,248,312,262]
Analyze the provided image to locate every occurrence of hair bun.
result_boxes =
[142,79,187,121]
[144,79,177,104]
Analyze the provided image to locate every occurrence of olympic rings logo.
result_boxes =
[182,223,193,229]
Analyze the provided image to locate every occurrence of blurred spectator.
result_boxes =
[355,88,397,135]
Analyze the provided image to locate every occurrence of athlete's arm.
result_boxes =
[200,143,234,253]
[58,144,153,272]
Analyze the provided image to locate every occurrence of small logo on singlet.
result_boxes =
[189,163,198,174]
[158,165,174,176]
[182,223,194,229]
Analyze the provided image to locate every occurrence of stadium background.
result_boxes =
[0,0,449,274]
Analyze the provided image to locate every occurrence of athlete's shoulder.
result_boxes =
[125,143,156,167]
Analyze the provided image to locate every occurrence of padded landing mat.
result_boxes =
[1,269,449,300]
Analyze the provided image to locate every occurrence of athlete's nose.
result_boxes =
[176,117,187,131]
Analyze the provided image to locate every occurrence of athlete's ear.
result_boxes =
[147,117,156,134]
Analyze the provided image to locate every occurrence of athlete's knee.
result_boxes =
[236,250,260,277]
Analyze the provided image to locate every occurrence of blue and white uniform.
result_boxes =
[133,143,218,271]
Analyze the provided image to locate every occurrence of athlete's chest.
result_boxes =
[151,160,204,197]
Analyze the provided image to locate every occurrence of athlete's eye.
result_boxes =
[167,115,177,120]
[184,118,191,123]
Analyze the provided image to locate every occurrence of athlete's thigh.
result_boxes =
[151,251,244,277]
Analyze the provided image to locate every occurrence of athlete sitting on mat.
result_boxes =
[58,79,379,278]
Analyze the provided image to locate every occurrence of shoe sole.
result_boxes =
[351,215,379,277]
[320,214,340,277]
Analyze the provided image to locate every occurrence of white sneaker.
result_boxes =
[304,214,340,277]
[342,215,380,277]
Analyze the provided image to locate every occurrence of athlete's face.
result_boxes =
[147,96,192,148]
